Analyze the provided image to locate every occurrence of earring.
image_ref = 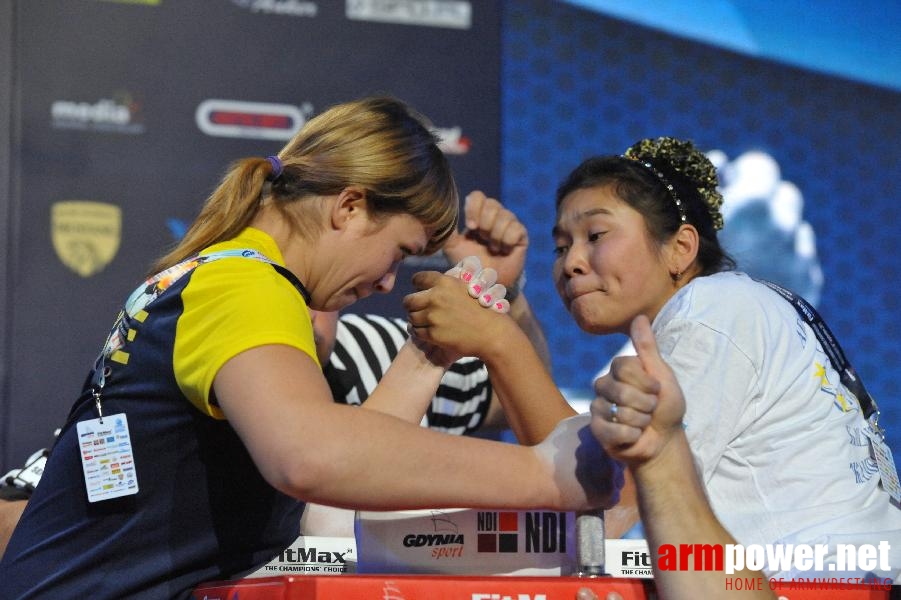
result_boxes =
[673,270,683,281]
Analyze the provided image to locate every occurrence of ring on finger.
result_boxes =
[610,402,619,423]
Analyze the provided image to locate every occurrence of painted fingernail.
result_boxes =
[480,294,492,307]
[470,284,482,295]
[461,271,473,282]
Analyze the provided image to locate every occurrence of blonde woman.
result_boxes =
[0,97,621,599]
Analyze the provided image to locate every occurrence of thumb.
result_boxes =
[628,314,687,432]
[409,270,445,291]
[629,315,666,379]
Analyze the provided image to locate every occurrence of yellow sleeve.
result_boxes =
[173,257,318,418]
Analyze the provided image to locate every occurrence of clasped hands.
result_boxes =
[402,255,510,369]
[404,255,626,512]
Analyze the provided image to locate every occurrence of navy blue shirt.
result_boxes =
[0,265,304,599]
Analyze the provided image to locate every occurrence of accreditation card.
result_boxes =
[76,413,139,502]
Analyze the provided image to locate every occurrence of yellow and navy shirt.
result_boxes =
[179,228,318,416]
[0,228,315,599]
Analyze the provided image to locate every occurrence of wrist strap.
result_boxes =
[505,270,527,303]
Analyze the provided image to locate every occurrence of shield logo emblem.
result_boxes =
[51,200,122,277]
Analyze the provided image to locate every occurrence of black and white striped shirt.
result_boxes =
[323,313,492,435]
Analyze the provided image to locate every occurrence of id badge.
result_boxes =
[864,426,901,506]
[76,413,139,502]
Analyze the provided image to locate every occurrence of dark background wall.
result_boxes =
[2,0,899,472]
[0,0,502,467]
[0,1,12,473]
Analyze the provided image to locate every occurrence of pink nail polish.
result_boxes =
[482,294,492,303]
[462,272,473,282]
[471,284,481,294]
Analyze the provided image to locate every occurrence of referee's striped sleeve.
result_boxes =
[329,313,493,434]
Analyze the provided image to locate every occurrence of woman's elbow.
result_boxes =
[260,449,338,503]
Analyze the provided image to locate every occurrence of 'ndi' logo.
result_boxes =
[477,511,567,554]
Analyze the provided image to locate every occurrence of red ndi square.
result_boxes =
[498,511,518,531]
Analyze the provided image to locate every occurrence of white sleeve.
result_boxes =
[655,318,761,483]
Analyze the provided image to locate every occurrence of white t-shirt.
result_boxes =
[651,271,900,579]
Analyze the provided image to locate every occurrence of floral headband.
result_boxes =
[623,137,724,231]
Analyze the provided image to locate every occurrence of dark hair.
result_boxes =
[555,151,735,276]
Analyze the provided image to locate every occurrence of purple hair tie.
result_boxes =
[265,155,283,181]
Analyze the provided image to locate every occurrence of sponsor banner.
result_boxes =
[605,539,653,579]
[355,508,576,575]
[195,99,314,141]
[193,573,891,599]
[199,535,894,598]
[51,94,144,135]
[93,0,161,5]
[246,533,655,579]
[231,0,319,17]
[246,536,356,577]
[195,574,652,600]
[346,0,472,30]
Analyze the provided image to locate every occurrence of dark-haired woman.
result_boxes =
[407,137,901,581]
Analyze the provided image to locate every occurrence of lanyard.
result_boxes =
[90,249,311,413]
[758,279,883,437]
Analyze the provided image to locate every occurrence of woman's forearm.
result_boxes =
[481,322,577,444]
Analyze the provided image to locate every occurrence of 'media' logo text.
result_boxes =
[196,99,314,140]
[51,201,122,277]
[477,511,567,554]
[51,93,145,135]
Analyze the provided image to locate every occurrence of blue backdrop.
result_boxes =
[501,0,900,452]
